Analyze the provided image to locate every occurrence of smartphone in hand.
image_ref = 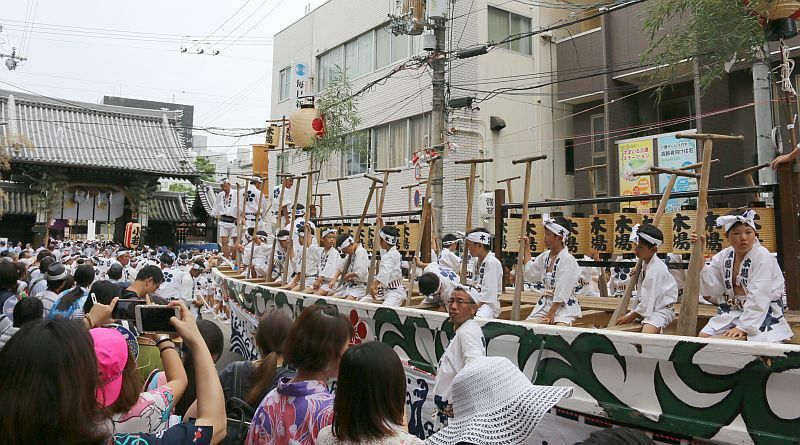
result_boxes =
[135,305,180,334]
[111,299,144,321]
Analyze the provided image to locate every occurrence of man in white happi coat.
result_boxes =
[214,178,242,259]
[465,228,502,319]
[239,177,271,232]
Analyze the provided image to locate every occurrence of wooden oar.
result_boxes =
[299,169,319,288]
[724,162,769,202]
[454,158,493,284]
[328,177,349,218]
[510,155,547,321]
[674,133,743,336]
[266,173,293,281]
[313,193,331,217]
[246,176,268,279]
[337,175,383,288]
[367,168,401,293]
[280,175,305,285]
[575,164,610,298]
[408,157,439,305]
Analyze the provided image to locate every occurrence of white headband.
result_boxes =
[543,215,570,240]
[192,263,204,270]
[716,210,757,232]
[443,238,461,247]
[322,228,338,238]
[630,224,662,247]
[465,231,491,245]
[338,236,354,250]
[295,208,305,217]
[379,230,398,246]
[452,285,481,304]
[276,234,290,241]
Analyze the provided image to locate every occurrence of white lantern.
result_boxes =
[478,191,495,219]
[289,104,325,148]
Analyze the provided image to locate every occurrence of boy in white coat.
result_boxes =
[614,224,678,333]
[465,228,502,319]
[312,228,342,295]
[330,233,370,300]
[366,226,406,306]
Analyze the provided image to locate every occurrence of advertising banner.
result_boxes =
[617,138,654,212]
[657,132,698,213]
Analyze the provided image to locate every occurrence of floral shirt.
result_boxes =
[107,385,175,435]
[245,378,334,445]
[111,421,212,445]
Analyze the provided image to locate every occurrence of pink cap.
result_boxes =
[90,327,128,407]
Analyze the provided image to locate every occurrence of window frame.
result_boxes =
[488,6,532,56]
[590,114,607,195]
[278,66,291,102]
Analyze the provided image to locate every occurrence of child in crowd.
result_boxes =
[329,233,370,300]
[312,228,342,296]
[366,226,406,306]
[465,228,502,318]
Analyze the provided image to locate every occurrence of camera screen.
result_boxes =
[138,306,178,333]
[112,299,143,320]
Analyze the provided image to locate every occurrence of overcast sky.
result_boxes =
[1,0,326,165]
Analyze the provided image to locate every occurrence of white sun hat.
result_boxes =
[425,356,573,445]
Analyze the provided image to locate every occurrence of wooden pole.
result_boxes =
[674,133,743,336]
[329,177,348,218]
[337,176,382,287]
[299,167,319,288]
[367,169,400,291]
[455,158,493,284]
[281,176,304,285]
[408,158,439,305]
[234,183,245,269]
[265,174,291,281]
[724,162,769,202]
[313,193,330,217]
[509,155,547,320]
[497,176,520,205]
[577,164,610,298]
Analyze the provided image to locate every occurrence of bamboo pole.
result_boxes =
[408,158,439,305]
[454,158,493,284]
[281,175,305,285]
[367,169,401,292]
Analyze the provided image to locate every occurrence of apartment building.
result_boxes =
[269,0,573,233]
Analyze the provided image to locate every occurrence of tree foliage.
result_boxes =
[642,0,767,92]
[195,156,217,182]
[169,182,195,194]
[307,66,369,163]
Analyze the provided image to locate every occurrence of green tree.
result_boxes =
[642,0,766,92]
[169,182,195,194]
[195,156,217,182]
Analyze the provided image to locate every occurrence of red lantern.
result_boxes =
[289,104,325,148]
[124,222,141,249]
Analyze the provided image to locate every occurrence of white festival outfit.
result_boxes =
[421,262,460,306]
[270,240,288,281]
[629,225,678,330]
[215,185,241,241]
[271,184,293,225]
[699,211,793,343]
[433,302,486,411]
[438,243,462,272]
[294,242,323,288]
[575,256,601,297]
[466,232,502,319]
[524,218,582,324]
[239,182,271,230]
[366,231,406,306]
[332,237,369,299]
[608,256,636,297]
[317,229,342,293]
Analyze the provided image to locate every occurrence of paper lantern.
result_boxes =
[252,144,269,177]
[589,212,614,255]
[746,0,800,19]
[613,211,643,255]
[289,104,325,148]
[566,215,591,256]
[124,222,141,249]
[478,191,495,219]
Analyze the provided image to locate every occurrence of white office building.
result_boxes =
[269,0,574,233]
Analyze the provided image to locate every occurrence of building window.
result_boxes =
[590,114,607,194]
[276,153,287,176]
[376,28,391,68]
[279,67,291,101]
[343,131,370,176]
[488,7,532,55]
[658,97,695,134]
[565,139,574,175]
[318,46,343,91]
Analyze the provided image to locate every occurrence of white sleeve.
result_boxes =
[375,252,396,284]
[523,254,545,282]
[700,251,727,297]
[354,248,370,283]
[552,256,581,305]
[479,260,502,304]
[458,322,486,364]
[635,262,678,317]
[213,193,222,217]
[737,253,782,335]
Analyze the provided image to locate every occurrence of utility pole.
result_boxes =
[430,17,447,240]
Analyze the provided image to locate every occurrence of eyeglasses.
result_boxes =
[449,299,476,306]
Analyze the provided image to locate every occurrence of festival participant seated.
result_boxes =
[692,210,794,343]
[122,265,165,302]
[417,233,462,272]
[608,254,636,297]
[246,305,353,445]
[464,228,502,318]
[312,228,342,295]
[0,300,227,445]
[286,204,315,257]
[218,308,295,427]
[575,255,602,297]
[34,262,71,317]
[92,325,189,435]
[425,356,572,445]
[317,341,424,445]
[614,224,678,333]
[365,226,406,306]
[329,233,369,300]
[283,225,322,292]
[263,230,291,286]
[48,264,95,320]
[523,216,582,325]
[419,262,460,308]
[433,285,485,419]
[239,229,271,279]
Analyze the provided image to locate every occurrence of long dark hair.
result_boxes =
[283,305,353,374]
[0,319,107,444]
[55,265,95,311]
[106,354,145,417]
[175,320,224,417]
[82,280,122,315]
[247,308,292,406]
[332,342,406,442]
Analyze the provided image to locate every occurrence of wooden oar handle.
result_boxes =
[575,164,606,172]
[455,158,494,165]
[276,173,294,178]
[313,193,331,197]
[375,168,402,173]
[512,154,547,165]
[677,159,719,171]
[364,175,384,184]
[328,177,350,182]
[724,162,770,180]
[455,176,479,181]
[302,170,321,175]
[497,176,521,183]
[400,183,419,190]
[676,133,744,141]
[649,167,700,178]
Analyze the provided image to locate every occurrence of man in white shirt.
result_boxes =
[239,177,271,231]
[271,175,294,228]
[214,178,241,259]
[465,228,502,319]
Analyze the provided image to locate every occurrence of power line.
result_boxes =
[185,0,255,51]
[216,0,288,53]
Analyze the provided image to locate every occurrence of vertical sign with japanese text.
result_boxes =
[617,138,654,213]
[657,131,697,213]
[292,61,310,108]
